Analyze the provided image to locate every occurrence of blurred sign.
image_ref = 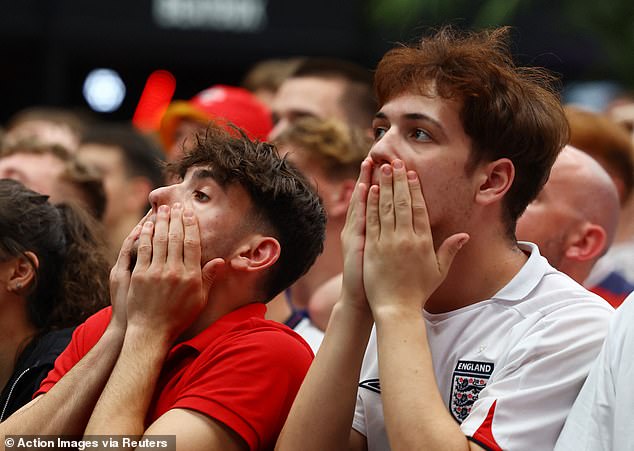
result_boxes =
[152,0,268,32]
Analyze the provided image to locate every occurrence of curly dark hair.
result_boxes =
[166,125,326,302]
[0,179,110,331]
[375,26,570,237]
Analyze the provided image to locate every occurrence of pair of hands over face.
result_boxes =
[109,203,223,342]
[341,158,469,316]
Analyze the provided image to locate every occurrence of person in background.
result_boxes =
[264,117,370,347]
[77,124,165,263]
[269,57,376,139]
[159,84,273,160]
[565,106,634,306]
[0,179,110,420]
[605,92,634,142]
[4,107,92,152]
[516,146,620,291]
[242,58,304,108]
[0,142,106,220]
[555,290,634,450]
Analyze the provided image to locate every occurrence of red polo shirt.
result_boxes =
[37,303,313,450]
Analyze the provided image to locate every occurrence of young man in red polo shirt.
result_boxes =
[1,126,326,451]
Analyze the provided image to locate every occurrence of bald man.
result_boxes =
[516,146,620,285]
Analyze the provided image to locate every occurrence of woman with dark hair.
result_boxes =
[0,179,110,420]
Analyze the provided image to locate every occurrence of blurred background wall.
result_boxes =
[1,0,632,122]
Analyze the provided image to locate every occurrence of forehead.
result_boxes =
[274,76,348,116]
[377,91,461,121]
[77,144,123,169]
[0,152,65,174]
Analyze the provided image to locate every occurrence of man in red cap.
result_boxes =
[159,85,273,159]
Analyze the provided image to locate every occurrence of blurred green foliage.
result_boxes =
[367,0,634,88]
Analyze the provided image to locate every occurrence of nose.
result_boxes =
[368,131,398,167]
[148,184,175,211]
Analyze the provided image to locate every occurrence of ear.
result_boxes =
[564,223,607,262]
[8,251,39,294]
[328,179,355,219]
[474,158,515,206]
[126,177,154,214]
[228,236,281,273]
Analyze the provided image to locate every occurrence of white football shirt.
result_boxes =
[555,292,634,451]
[353,243,613,451]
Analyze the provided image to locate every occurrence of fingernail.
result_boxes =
[173,202,182,210]
[159,205,169,214]
[393,160,403,169]
[407,171,417,181]
[183,208,195,218]
[143,221,153,229]
[382,165,392,175]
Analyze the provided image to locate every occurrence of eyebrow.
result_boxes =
[374,111,443,129]
[190,166,232,192]
[192,168,216,181]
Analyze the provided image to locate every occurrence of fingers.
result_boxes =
[365,185,380,242]
[114,223,142,272]
[378,164,395,234]
[167,203,184,266]
[391,160,413,233]
[151,205,170,265]
[113,210,152,272]
[183,207,202,271]
[134,220,154,272]
[407,170,431,236]
[343,158,372,242]
[436,233,470,277]
[345,158,373,224]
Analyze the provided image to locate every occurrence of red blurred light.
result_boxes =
[132,69,176,132]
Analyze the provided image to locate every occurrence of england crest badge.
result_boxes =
[450,360,494,423]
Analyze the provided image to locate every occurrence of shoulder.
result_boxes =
[517,268,613,324]
[70,306,113,348]
[211,317,314,365]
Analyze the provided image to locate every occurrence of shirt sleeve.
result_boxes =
[459,302,611,451]
[34,308,112,397]
[170,325,313,451]
[555,295,634,451]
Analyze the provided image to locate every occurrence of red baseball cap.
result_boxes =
[159,85,273,153]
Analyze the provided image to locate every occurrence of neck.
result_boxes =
[264,292,293,323]
[425,227,528,314]
[0,298,38,390]
[287,224,343,309]
[179,277,257,342]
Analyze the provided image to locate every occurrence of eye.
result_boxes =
[193,190,210,202]
[412,128,431,142]
[373,126,387,141]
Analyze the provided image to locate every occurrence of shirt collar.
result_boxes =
[171,303,267,354]
[491,241,553,302]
